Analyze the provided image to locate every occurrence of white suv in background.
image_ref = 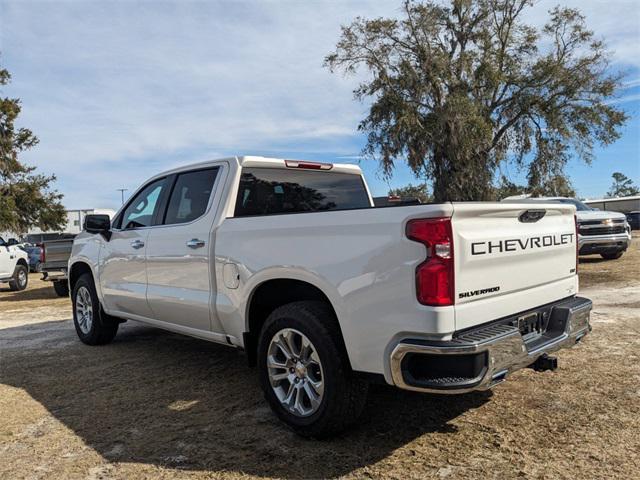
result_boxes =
[0,237,29,291]
[504,196,631,260]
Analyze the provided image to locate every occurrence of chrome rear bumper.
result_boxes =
[41,269,68,282]
[390,296,592,394]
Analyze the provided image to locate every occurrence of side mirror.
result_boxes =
[84,214,112,240]
[7,238,19,246]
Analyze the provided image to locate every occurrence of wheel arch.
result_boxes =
[16,258,29,269]
[69,261,97,295]
[243,277,349,368]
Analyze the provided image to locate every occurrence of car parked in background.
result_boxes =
[503,196,631,260]
[20,244,44,272]
[626,211,640,230]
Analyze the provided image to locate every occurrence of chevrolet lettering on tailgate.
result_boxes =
[471,233,575,256]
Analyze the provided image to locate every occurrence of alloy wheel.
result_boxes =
[17,269,27,288]
[267,328,325,417]
[75,286,93,334]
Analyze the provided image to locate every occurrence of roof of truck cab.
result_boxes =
[154,156,364,177]
[238,156,363,174]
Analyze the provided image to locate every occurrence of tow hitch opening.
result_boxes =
[530,354,558,372]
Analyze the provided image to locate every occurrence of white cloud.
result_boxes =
[623,78,640,88]
[606,93,640,104]
[0,0,638,208]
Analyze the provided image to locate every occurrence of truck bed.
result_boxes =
[215,201,578,379]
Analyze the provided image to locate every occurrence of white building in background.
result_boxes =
[583,195,640,213]
[24,208,116,243]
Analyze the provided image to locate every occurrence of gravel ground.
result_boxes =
[1,234,638,479]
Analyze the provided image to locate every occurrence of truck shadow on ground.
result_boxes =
[0,285,63,301]
[1,320,491,479]
[0,274,65,301]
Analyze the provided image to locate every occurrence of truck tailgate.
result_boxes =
[43,239,74,270]
[452,203,578,330]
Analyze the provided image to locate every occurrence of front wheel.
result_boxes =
[9,264,28,291]
[257,301,368,438]
[72,273,119,345]
[600,251,623,260]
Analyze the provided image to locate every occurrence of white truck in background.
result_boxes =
[68,156,592,437]
[0,236,29,291]
[504,196,632,260]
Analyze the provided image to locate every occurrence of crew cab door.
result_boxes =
[100,177,168,318]
[145,166,225,332]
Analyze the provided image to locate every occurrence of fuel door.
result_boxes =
[223,263,240,289]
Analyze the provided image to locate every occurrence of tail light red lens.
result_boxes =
[406,217,455,306]
[38,243,45,263]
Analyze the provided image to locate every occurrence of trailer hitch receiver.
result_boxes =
[531,354,558,372]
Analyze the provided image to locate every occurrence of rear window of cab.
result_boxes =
[234,167,371,217]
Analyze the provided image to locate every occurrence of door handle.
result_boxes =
[186,238,205,249]
[130,240,145,249]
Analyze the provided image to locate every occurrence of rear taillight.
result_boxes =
[406,217,454,306]
[38,243,45,263]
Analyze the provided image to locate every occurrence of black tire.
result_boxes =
[257,301,368,438]
[35,262,43,273]
[53,280,70,297]
[8,264,28,291]
[71,273,119,345]
[600,251,623,260]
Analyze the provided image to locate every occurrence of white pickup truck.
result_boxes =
[504,196,632,260]
[0,237,29,291]
[69,156,592,437]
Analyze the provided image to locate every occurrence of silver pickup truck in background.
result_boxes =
[503,196,632,260]
[41,237,75,296]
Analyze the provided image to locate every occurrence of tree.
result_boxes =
[325,0,627,202]
[389,182,432,203]
[607,172,639,198]
[1,65,65,236]
[494,176,525,199]
[528,174,575,198]
[494,174,575,199]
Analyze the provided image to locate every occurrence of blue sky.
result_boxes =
[1,0,639,210]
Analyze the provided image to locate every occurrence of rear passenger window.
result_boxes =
[234,168,370,217]
[164,168,219,225]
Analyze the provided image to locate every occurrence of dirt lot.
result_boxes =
[1,236,639,480]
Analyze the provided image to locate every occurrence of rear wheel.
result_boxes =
[72,273,119,345]
[9,264,28,291]
[600,251,623,260]
[53,280,70,297]
[257,301,368,438]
